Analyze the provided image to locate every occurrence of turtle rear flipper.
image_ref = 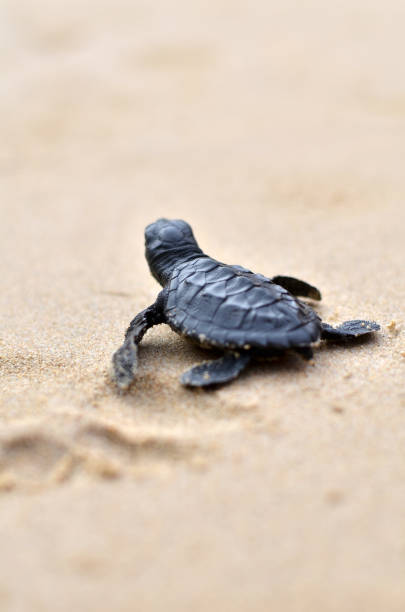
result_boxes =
[181,352,251,387]
[321,320,380,341]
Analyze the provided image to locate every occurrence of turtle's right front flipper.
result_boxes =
[272,275,322,301]
[112,292,166,391]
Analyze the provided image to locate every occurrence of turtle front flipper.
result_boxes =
[112,335,139,391]
[181,352,251,388]
[112,292,166,391]
[321,320,380,341]
[272,276,322,301]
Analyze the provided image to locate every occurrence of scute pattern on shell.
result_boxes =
[164,257,321,350]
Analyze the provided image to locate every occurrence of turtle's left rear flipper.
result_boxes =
[181,352,251,387]
[321,320,380,341]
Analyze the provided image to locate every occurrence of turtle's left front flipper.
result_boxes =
[181,352,251,387]
[321,319,380,341]
[112,292,166,391]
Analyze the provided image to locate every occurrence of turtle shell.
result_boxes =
[163,256,321,350]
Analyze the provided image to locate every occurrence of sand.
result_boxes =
[1,0,405,610]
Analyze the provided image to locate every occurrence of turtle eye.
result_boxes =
[148,239,161,251]
[159,226,183,243]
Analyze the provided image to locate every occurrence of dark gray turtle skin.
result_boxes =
[112,219,380,390]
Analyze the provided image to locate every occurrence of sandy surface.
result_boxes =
[1,1,405,610]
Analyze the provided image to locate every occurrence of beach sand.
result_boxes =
[1,1,404,609]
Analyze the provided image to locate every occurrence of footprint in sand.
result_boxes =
[75,421,197,478]
[0,430,74,490]
[0,419,201,491]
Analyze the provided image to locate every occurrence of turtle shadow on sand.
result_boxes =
[317,328,381,353]
[157,331,380,392]
[105,329,380,400]
[111,219,380,391]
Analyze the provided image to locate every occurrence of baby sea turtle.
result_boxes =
[112,218,379,389]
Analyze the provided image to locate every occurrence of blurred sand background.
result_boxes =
[1,0,405,610]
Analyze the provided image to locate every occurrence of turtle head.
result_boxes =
[145,219,203,285]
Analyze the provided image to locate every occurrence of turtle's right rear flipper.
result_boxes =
[321,320,380,341]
